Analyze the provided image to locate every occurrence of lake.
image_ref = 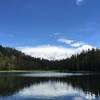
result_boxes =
[0,71,100,100]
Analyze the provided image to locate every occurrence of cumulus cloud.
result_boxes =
[76,0,85,5]
[18,37,94,60]
[18,44,93,60]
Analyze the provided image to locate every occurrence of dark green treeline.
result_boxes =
[0,45,100,71]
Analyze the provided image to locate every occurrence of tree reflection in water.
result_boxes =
[0,72,99,100]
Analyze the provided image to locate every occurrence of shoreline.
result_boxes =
[0,70,99,73]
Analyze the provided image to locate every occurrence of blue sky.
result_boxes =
[0,0,100,59]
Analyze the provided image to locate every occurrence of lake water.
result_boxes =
[0,71,100,100]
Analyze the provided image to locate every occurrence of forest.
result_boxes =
[0,45,100,71]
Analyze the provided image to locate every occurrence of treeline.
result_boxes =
[0,45,51,70]
[0,45,100,71]
[56,48,100,71]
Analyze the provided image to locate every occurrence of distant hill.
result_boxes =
[56,48,100,71]
[0,45,50,70]
[0,45,100,71]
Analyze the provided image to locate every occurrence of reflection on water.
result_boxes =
[20,72,84,77]
[0,72,99,100]
[15,81,96,100]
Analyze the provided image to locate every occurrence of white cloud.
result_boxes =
[58,38,87,47]
[74,44,93,53]
[76,0,85,5]
[71,42,85,47]
[18,44,93,60]
[53,33,60,36]
[58,39,74,45]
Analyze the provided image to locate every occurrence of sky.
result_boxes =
[0,0,100,60]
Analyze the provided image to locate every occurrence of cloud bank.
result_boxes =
[18,44,93,60]
[18,36,94,60]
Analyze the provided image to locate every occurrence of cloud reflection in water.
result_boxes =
[15,81,96,100]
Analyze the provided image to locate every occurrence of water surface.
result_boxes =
[0,71,100,100]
